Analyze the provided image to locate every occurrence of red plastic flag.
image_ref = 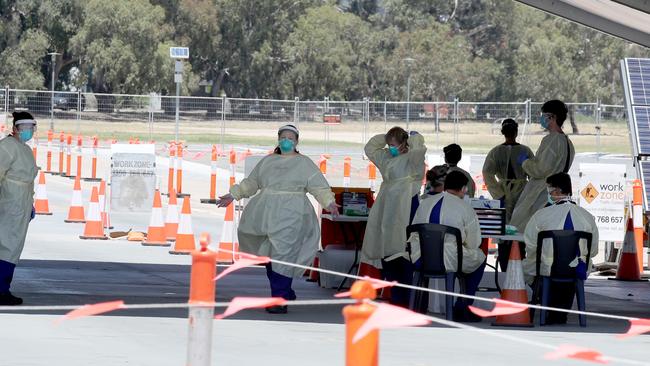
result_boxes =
[214,297,287,319]
[192,151,207,160]
[468,299,528,318]
[353,303,430,343]
[335,277,397,298]
[214,257,271,281]
[618,318,650,339]
[545,344,608,364]
[57,300,125,323]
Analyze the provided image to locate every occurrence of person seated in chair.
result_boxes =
[522,172,599,324]
[406,170,486,322]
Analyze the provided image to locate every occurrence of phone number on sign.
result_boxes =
[596,216,623,224]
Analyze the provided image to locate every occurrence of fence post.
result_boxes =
[453,97,459,143]
[383,100,387,133]
[596,98,602,160]
[294,97,299,126]
[363,97,369,144]
[76,90,82,135]
[3,87,7,129]
[324,96,329,153]
[521,99,531,144]
[221,95,226,151]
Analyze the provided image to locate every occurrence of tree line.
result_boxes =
[0,0,648,104]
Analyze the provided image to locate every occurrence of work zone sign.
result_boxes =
[579,163,626,242]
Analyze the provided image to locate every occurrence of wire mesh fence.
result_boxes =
[1,88,629,155]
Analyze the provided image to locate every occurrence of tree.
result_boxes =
[0,29,49,89]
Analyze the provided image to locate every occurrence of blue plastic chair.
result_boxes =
[534,230,593,327]
[407,223,464,320]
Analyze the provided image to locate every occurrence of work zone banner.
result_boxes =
[578,163,626,242]
[111,144,156,213]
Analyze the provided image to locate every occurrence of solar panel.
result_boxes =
[633,106,650,155]
[626,58,650,106]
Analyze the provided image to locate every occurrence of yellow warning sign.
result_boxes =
[581,183,599,204]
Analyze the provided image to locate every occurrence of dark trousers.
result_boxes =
[381,257,414,308]
[265,264,297,300]
[454,262,486,311]
[0,260,16,293]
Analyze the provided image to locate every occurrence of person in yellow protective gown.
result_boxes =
[482,119,534,223]
[510,100,575,232]
[217,124,337,314]
[523,173,598,324]
[443,143,476,198]
[361,127,426,307]
[408,171,485,322]
[0,111,38,305]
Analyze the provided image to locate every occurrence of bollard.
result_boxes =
[320,155,327,177]
[343,157,352,187]
[343,281,379,366]
[65,133,73,177]
[46,130,53,173]
[368,162,376,192]
[57,131,65,175]
[75,135,83,180]
[229,148,236,187]
[177,142,189,197]
[31,137,38,164]
[187,233,217,366]
[201,145,218,204]
[633,180,644,273]
[89,136,100,181]
[167,141,176,196]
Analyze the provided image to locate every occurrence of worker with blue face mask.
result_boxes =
[362,126,427,307]
[217,124,338,314]
[510,100,575,233]
[0,111,38,305]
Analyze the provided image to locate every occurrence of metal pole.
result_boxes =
[76,90,81,135]
[175,81,180,142]
[4,87,8,129]
[383,100,387,132]
[221,95,226,151]
[294,97,299,126]
[406,74,411,130]
[596,99,601,161]
[324,97,329,153]
[453,98,459,143]
[435,103,440,151]
[48,52,60,131]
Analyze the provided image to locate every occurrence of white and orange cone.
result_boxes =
[200,144,219,204]
[166,141,176,196]
[343,156,351,187]
[64,176,85,223]
[493,242,533,327]
[165,189,180,242]
[142,189,170,247]
[368,161,377,192]
[45,130,54,173]
[34,171,52,215]
[79,186,108,240]
[98,180,113,229]
[611,217,646,281]
[169,196,195,254]
[216,199,237,263]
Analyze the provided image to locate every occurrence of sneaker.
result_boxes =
[265,305,288,314]
[0,292,23,306]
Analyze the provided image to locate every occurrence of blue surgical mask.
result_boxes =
[547,193,555,205]
[19,130,33,142]
[279,138,294,154]
[388,146,399,157]
[539,115,550,129]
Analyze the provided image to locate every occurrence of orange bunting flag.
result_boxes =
[353,303,430,343]
[468,299,528,318]
[544,344,608,364]
[57,300,125,323]
[214,257,271,281]
[617,318,650,339]
[214,297,287,320]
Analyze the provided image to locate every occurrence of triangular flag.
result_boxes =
[353,303,430,343]
[57,300,125,323]
[214,257,271,281]
[468,299,528,318]
[214,297,287,319]
[618,318,650,339]
[335,277,397,298]
[544,344,608,364]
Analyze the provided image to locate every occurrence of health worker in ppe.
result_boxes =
[407,171,485,322]
[0,111,38,305]
[421,165,448,200]
[217,124,337,314]
[510,100,575,232]
[523,173,598,324]
[482,119,534,223]
[361,127,426,307]
[443,144,476,198]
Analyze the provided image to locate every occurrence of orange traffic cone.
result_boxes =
[493,242,533,327]
[79,186,108,240]
[611,218,647,281]
[200,144,219,204]
[165,189,180,242]
[343,156,351,187]
[216,200,237,263]
[98,180,113,229]
[64,176,85,223]
[34,171,52,215]
[169,196,195,254]
[142,189,170,247]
